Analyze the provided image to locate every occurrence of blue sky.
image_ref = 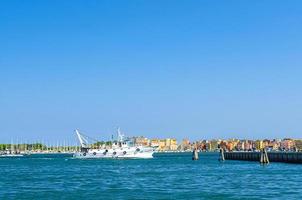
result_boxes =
[1,0,302,142]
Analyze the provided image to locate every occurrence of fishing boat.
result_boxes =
[73,128,154,159]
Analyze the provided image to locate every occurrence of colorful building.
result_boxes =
[134,136,149,146]
[255,140,264,150]
[280,139,295,151]
[294,140,302,151]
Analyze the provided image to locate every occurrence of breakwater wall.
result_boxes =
[224,152,302,163]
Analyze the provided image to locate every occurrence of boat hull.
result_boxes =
[0,154,24,158]
[73,147,154,159]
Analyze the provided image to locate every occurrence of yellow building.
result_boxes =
[134,136,149,146]
[255,140,264,150]
[159,139,166,151]
[153,138,178,151]
[169,139,178,151]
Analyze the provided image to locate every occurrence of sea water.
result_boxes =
[0,153,301,200]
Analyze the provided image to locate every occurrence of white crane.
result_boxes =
[75,130,89,148]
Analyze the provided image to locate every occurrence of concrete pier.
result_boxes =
[224,152,302,163]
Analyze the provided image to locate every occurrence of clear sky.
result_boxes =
[1,0,302,143]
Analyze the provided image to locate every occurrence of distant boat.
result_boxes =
[0,142,25,158]
[73,128,154,159]
[0,154,24,158]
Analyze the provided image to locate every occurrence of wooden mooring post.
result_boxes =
[219,148,225,162]
[192,148,199,160]
[260,148,269,164]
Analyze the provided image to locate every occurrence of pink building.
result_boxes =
[280,139,294,150]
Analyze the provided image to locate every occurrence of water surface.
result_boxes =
[0,153,301,199]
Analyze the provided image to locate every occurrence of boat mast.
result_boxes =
[11,139,14,154]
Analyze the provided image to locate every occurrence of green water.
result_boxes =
[0,152,301,199]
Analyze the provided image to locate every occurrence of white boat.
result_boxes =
[0,154,24,158]
[0,142,25,158]
[0,150,25,158]
[73,128,154,159]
